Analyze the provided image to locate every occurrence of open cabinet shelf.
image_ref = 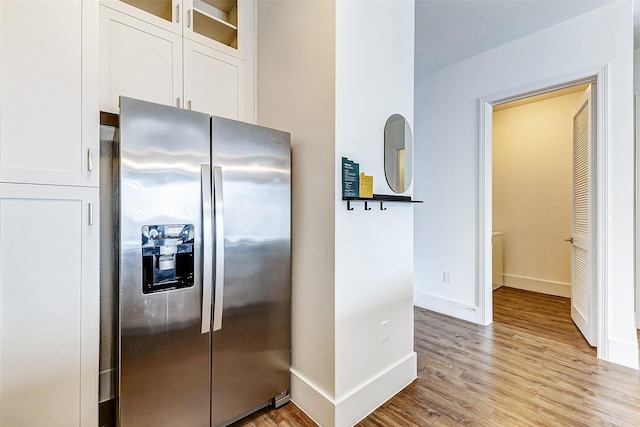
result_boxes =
[193,0,238,48]
[120,0,173,22]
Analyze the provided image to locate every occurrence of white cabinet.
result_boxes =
[101,0,247,58]
[0,183,99,427]
[185,0,241,58]
[0,0,99,188]
[100,6,183,113]
[184,38,244,120]
[99,1,254,120]
[0,2,100,425]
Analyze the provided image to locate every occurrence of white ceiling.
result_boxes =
[415,0,616,78]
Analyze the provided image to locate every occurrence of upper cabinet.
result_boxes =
[100,6,183,111]
[102,0,244,57]
[190,1,236,42]
[184,38,245,120]
[187,0,240,57]
[99,0,254,121]
[0,0,99,188]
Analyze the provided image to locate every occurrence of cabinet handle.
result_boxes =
[187,100,192,110]
[176,3,180,23]
[87,147,93,172]
[187,9,191,28]
[176,97,181,108]
[88,202,94,226]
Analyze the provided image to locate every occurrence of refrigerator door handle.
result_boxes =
[201,164,213,334]
[213,166,225,331]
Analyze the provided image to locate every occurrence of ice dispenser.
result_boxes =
[141,224,194,294]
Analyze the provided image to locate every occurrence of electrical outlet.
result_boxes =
[443,272,452,283]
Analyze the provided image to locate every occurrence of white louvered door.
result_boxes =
[570,84,596,346]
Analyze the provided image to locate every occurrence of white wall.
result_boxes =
[415,1,638,368]
[493,91,581,297]
[334,2,416,425]
[257,1,416,426]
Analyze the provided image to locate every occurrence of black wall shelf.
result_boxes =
[342,194,423,211]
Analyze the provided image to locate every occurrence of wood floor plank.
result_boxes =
[230,287,640,426]
[355,390,440,427]
[423,355,465,378]
[418,366,496,420]
[581,394,640,426]
[487,407,543,427]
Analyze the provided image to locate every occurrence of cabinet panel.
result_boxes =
[0,0,98,187]
[103,0,248,60]
[184,39,242,119]
[184,0,239,57]
[0,184,99,427]
[100,0,181,36]
[100,6,182,113]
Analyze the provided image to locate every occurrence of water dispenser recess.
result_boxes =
[142,224,195,294]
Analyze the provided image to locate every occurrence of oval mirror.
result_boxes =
[384,114,413,193]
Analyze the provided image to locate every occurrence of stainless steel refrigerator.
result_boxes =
[117,97,291,426]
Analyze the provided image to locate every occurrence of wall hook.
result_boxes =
[380,202,386,211]
[347,201,354,211]
[364,202,371,211]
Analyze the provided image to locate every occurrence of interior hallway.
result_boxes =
[232,288,640,426]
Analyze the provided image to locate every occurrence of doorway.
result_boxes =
[491,83,594,346]
[477,68,608,355]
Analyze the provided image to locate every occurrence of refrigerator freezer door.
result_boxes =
[211,117,291,426]
[119,97,212,427]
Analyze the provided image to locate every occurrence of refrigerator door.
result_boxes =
[211,117,291,426]
[119,97,212,427]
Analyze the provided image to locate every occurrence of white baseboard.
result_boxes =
[503,274,571,298]
[414,289,481,323]
[290,352,417,427]
[335,352,416,427]
[290,369,335,427]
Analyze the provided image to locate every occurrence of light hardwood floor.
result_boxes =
[232,287,640,426]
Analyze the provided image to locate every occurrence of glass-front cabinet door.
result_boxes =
[107,0,182,34]
[119,0,177,23]
[186,0,238,53]
[101,0,242,57]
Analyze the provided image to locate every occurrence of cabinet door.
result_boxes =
[100,5,183,113]
[0,0,99,187]
[183,0,236,55]
[183,0,253,61]
[184,39,244,120]
[100,0,181,36]
[0,183,99,427]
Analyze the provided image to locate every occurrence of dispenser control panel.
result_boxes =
[142,224,194,294]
